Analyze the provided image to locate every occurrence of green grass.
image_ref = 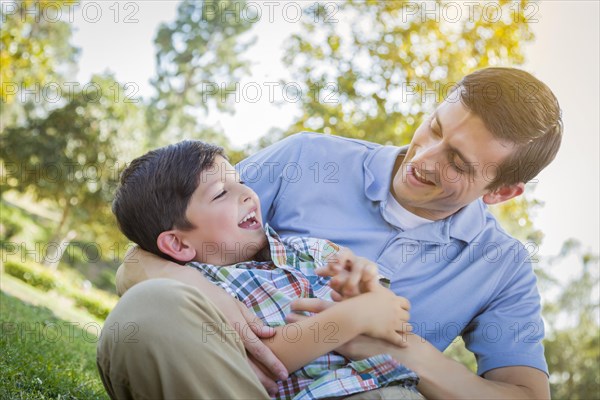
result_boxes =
[0,290,109,399]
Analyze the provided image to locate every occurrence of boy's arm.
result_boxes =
[263,288,410,373]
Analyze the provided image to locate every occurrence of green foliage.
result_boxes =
[1,74,143,262]
[0,199,27,241]
[69,291,113,320]
[148,0,255,147]
[0,0,79,128]
[488,184,544,244]
[0,291,108,399]
[3,260,58,291]
[443,337,477,373]
[540,241,600,399]
[546,326,600,400]
[281,0,533,144]
[1,74,139,208]
[3,256,118,319]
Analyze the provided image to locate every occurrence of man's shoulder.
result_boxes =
[288,131,384,151]
[478,205,532,262]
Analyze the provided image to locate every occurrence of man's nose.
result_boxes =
[412,144,443,182]
[416,138,443,160]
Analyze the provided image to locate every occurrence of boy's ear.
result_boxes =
[157,231,196,263]
[482,182,525,205]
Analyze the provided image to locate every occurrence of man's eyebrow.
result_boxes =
[435,112,476,167]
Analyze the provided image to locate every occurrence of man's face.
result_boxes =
[392,99,518,220]
[178,156,267,265]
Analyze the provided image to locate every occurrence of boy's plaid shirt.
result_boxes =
[188,225,418,400]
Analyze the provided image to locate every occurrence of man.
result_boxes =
[98,67,562,399]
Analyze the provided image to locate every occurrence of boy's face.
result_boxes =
[177,156,268,265]
[391,99,519,220]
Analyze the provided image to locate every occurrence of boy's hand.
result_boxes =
[354,288,412,347]
[316,247,382,299]
[288,295,413,348]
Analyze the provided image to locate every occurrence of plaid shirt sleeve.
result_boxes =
[279,235,339,267]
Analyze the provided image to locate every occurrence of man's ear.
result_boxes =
[157,231,196,262]
[482,182,525,205]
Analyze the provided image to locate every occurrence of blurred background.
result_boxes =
[1,1,598,398]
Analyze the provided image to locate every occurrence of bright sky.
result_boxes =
[70,1,600,265]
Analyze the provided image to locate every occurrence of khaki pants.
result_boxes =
[343,386,425,400]
[96,278,270,399]
[96,278,424,400]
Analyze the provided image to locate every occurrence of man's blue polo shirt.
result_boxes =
[237,132,548,376]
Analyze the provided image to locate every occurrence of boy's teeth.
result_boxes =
[240,211,256,223]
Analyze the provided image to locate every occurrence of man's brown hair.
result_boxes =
[457,67,563,190]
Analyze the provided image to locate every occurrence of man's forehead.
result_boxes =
[435,100,479,129]
[434,100,516,163]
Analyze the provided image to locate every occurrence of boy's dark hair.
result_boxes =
[456,67,563,190]
[112,140,225,261]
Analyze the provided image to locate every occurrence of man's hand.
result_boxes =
[200,293,288,395]
[220,299,288,395]
[316,246,381,299]
[246,357,280,397]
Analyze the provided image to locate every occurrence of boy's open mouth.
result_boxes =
[238,210,259,229]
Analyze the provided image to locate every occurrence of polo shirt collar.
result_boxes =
[362,144,487,244]
[363,144,404,203]
[393,200,487,244]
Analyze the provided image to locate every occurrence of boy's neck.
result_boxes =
[254,244,272,262]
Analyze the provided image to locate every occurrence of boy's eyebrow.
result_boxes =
[200,179,222,198]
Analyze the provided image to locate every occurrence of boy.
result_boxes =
[105,140,419,399]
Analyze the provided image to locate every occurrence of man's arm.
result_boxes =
[344,333,550,400]
[291,299,550,400]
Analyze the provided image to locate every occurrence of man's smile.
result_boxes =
[407,164,436,186]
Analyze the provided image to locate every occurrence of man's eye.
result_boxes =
[213,190,227,200]
[430,118,441,136]
[450,155,466,173]
[239,180,246,185]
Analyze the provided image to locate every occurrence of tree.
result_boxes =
[0,0,79,129]
[280,0,533,144]
[1,74,145,267]
[147,0,256,149]
[541,240,600,399]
